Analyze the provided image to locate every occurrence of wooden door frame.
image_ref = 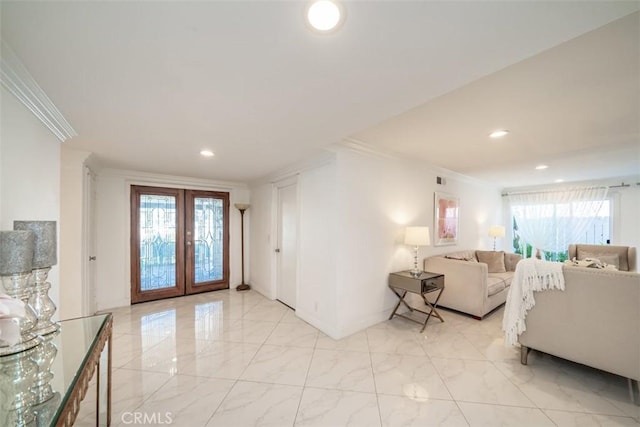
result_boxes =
[130,186,186,304]
[184,190,230,294]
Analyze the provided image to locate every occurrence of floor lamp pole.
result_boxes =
[235,204,250,291]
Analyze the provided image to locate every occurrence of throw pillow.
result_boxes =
[476,250,507,273]
[504,253,522,272]
[577,250,620,269]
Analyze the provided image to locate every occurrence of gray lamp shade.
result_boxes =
[14,221,57,268]
[0,230,35,275]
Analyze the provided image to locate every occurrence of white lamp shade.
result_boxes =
[488,225,506,238]
[405,226,430,246]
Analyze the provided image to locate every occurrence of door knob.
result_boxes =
[275,248,280,253]
[89,256,96,261]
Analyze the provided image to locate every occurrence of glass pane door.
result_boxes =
[131,186,185,303]
[186,190,229,294]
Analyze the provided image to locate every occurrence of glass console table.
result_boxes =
[1,313,113,426]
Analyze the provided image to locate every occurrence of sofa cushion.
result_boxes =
[476,250,506,273]
[575,245,630,271]
[487,277,506,297]
[489,272,514,288]
[577,250,620,270]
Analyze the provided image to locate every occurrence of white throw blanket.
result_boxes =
[502,258,565,346]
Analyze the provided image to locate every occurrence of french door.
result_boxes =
[130,186,229,304]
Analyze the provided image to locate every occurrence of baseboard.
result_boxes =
[297,304,407,340]
[337,307,394,338]
[96,298,130,312]
[295,307,339,339]
[247,280,275,300]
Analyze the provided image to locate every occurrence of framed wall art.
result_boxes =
[434,192,459,246]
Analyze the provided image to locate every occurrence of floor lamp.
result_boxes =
[235,203,250,291]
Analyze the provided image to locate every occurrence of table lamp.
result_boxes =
[488,225,505,251]
[405,226,430,277]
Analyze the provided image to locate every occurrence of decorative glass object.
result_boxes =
[0,346,38,426]
[32,391,61,426]
[29,268,59,335]
[30,330,59,404]
[0,230,41,355]
[13,221,60,335]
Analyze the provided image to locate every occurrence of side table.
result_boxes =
[388,270,445,332]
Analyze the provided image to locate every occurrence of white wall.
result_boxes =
[93,168,249,311]
[59,147,92,320]
[334,148,503,337]
[248,181,275,299]
[609,185,639,268]
[0,86,61,314]
[296,162,339,336]
[249,157,340,336]
[248,147,503,339]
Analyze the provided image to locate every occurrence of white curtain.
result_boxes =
[507,186,609,259]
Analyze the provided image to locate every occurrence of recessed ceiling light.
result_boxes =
[306,0,344,32]
[489,130,509,138]
[555,179,564,183]
[200,150,214,157]
[535,164,548,170]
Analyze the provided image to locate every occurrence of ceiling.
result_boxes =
[353,10,640,187]
[1,1,638,187]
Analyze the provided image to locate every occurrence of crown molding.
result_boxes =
[96,167,248,191]
[248,150,336,187]
[333,137,400,160]
[337,137,497,188]
[1,41,77,142]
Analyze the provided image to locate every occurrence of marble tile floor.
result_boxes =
[75,290,639,427]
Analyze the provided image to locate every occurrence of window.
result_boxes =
[511,198,611,261]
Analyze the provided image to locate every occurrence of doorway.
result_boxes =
[130,185,229,304]
[275,181,297,309]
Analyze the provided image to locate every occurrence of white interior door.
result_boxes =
[82,166,97,315]
[276,182,297,309]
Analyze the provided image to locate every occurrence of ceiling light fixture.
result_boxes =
[535,164,548,170]
[200,150,214,157]
[489,130,509,138]
[306,0,344,32]
[555,179,564,183]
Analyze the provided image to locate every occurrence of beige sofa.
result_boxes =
[423,250,522,319]
[519,265,640,403]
